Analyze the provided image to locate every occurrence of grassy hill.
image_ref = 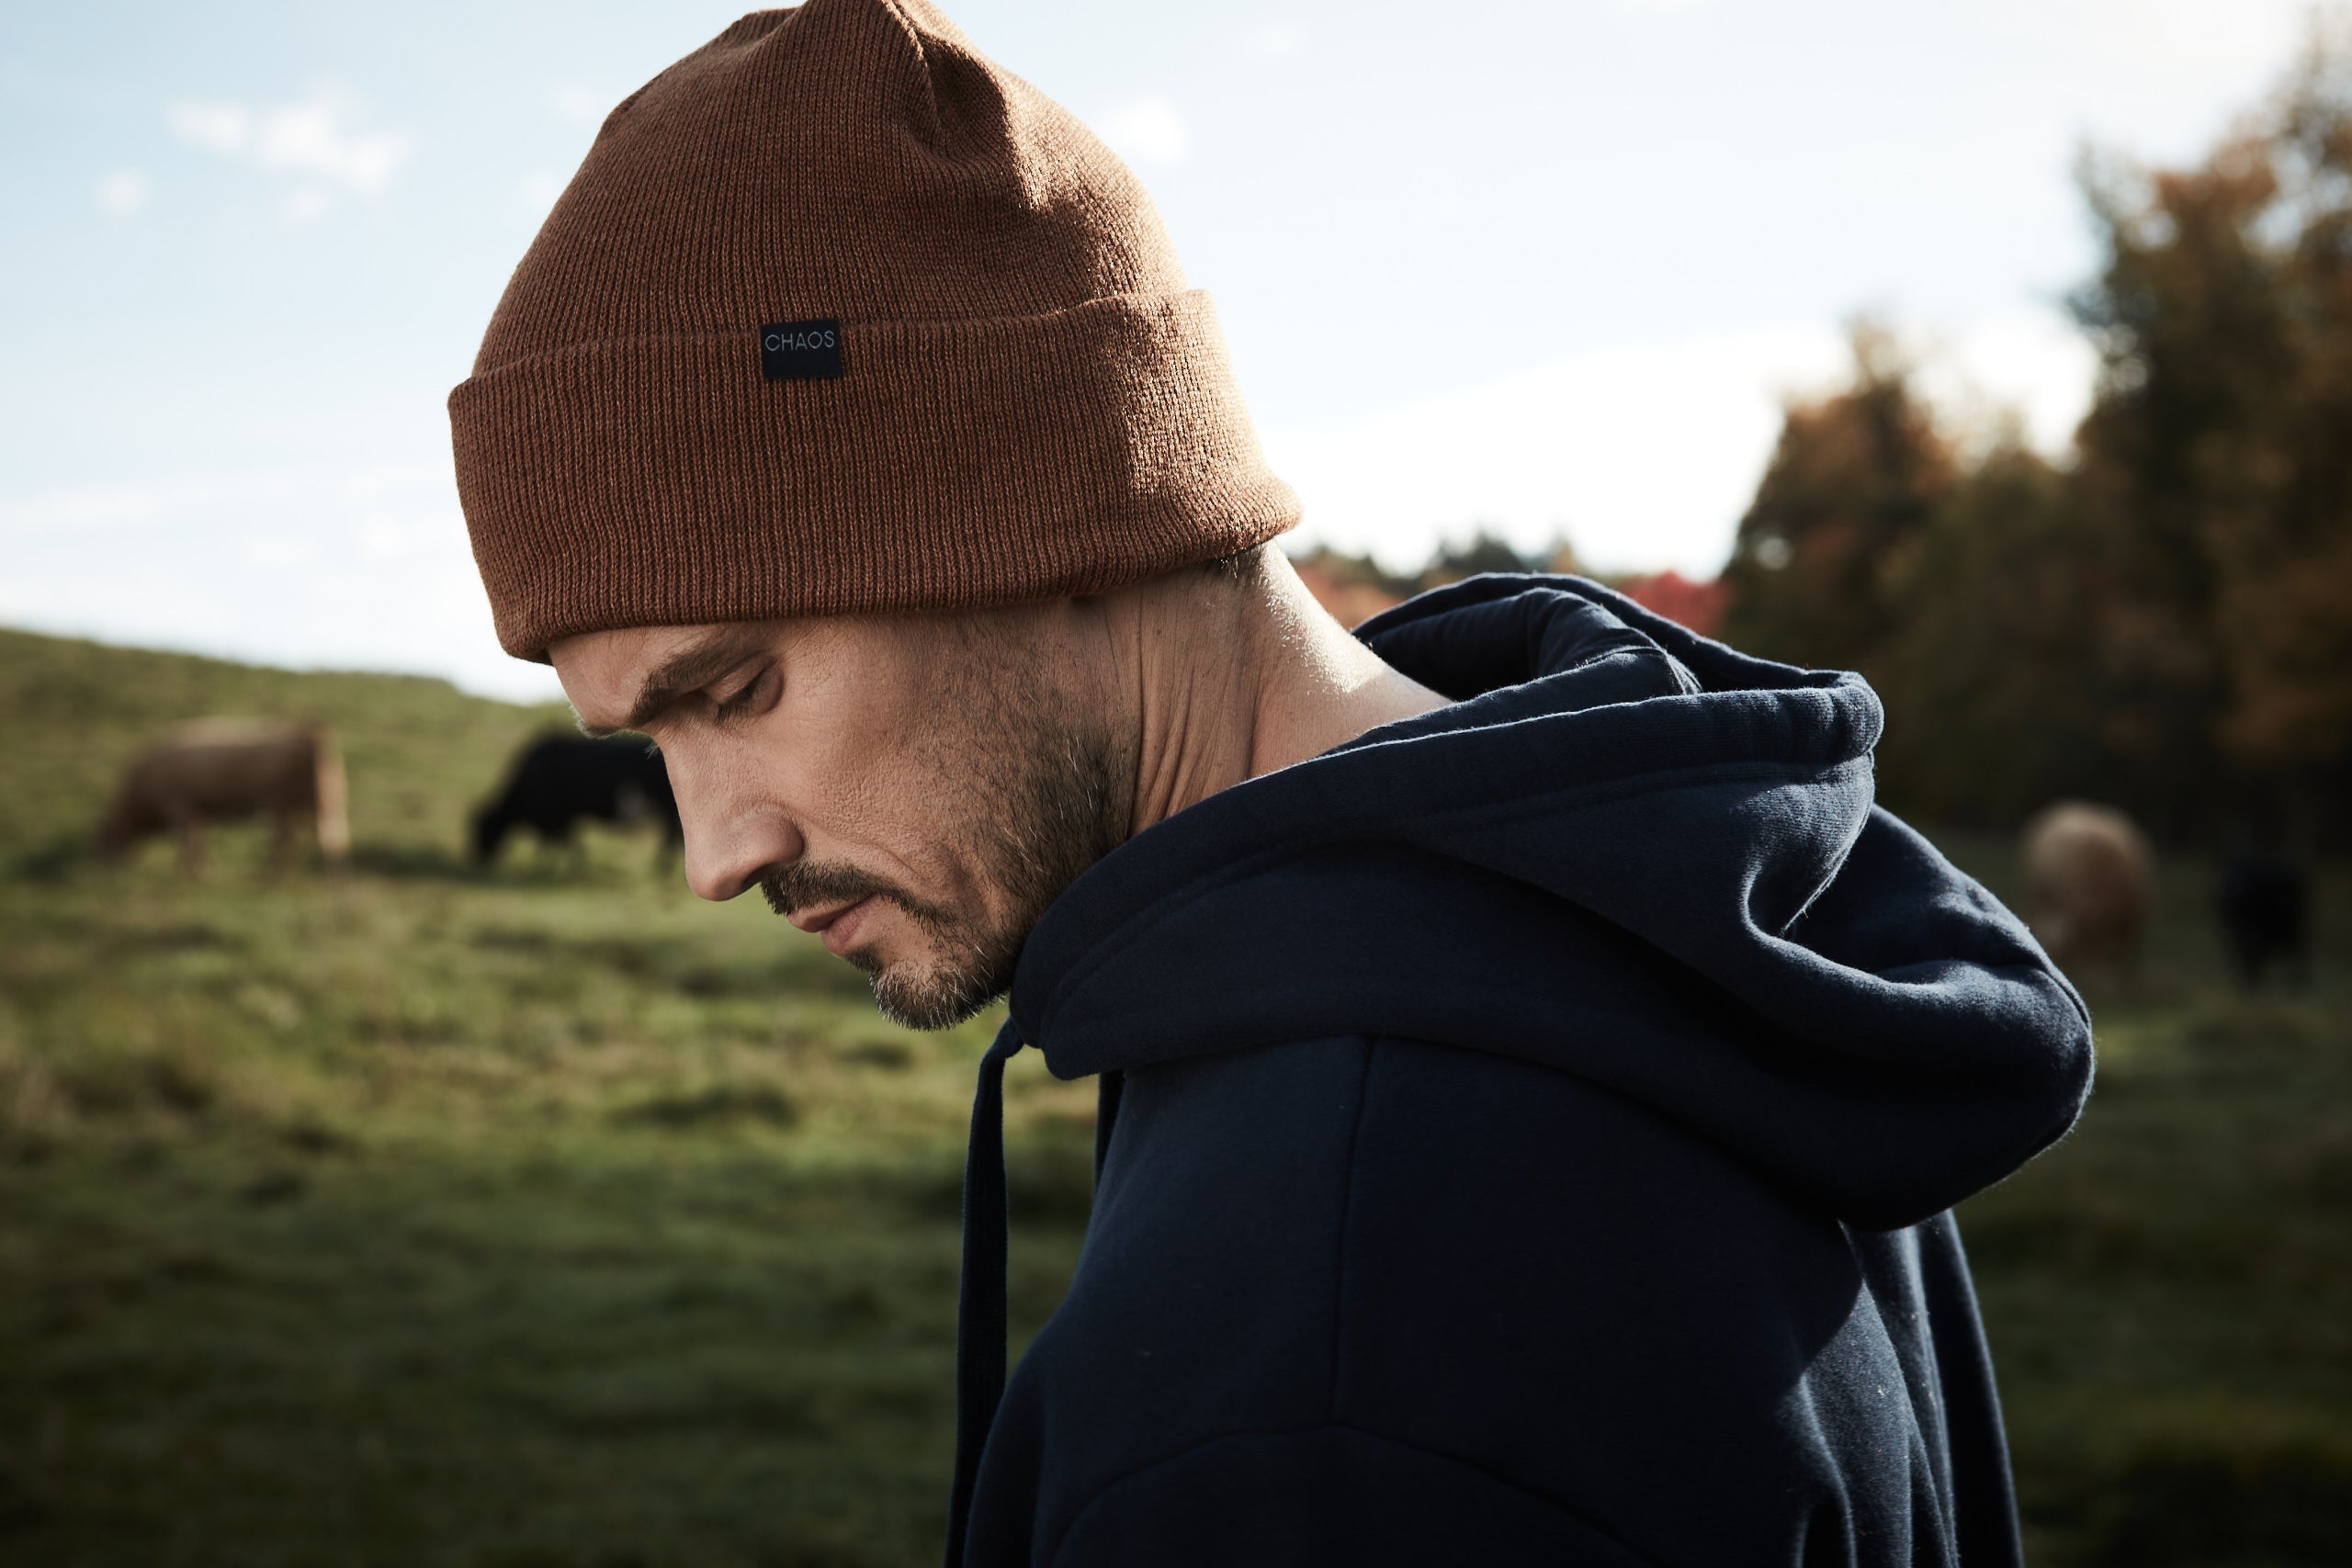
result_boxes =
[0,626,575,868]
[0,626,2346,1565]
[0,627,1081,1567]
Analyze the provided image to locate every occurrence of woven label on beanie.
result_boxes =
[761,320,843,379]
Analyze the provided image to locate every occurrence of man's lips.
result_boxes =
[787,894,879,955]
[785,897,863,934]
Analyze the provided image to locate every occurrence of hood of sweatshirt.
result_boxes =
[945,573,2096,1560]
[1007,573,2094,1232]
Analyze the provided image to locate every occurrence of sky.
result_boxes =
[0,0,2330,701]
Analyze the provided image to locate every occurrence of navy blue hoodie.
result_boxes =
[944,576,2094,1566]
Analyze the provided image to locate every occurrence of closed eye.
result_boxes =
[712,662,778,723]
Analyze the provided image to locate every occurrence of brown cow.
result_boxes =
[96,719,350,873]
[2019,799,2154,975]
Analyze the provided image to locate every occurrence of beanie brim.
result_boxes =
[449,288,1299,662]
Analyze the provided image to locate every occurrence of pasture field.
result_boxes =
[2,626,2348,1567]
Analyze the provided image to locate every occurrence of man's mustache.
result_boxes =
[759,861,910,920]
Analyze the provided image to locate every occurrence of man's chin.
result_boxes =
[868,968,1001,1032]
[858,947,1008,1032]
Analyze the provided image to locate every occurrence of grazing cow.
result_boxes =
[471,734,681,865]
[2216,852,2312,989]
[2020,799,2154,976]
[96,719,350,873]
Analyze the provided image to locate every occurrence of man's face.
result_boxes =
[552,608,1130,1030]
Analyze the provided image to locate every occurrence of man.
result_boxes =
[449,3,2094,1562]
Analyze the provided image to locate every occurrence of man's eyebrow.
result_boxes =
[578,633,766,739]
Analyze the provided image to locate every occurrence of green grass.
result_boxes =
[1,626,2347,1565]
[1948,841,2352,1566]
[0,629,1096,1567]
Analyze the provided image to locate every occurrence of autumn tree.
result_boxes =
[1717,323,1957,682]
[1870,444,2108,824]
[1723,20,2352,840]
[2070,17,2352,831]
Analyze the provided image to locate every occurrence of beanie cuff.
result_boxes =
[449,288,1299,661]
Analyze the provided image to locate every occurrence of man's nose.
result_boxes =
[677,785,804,903]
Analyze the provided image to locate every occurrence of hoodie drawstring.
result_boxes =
[944,1016,1025,1567]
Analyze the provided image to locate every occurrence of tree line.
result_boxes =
[1295,24,2348,847]
[1721,24,2352,846]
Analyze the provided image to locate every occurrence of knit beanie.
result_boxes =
[449,0,1300,662]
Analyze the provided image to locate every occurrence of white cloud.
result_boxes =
[356,514,424,562]
[1267,328,1844,578]
[167,100,252,153]
[242,532,319,569]
[280,184,334,224]
[168,88,413,195]
[0,464,437,540]
[1264,312,2097,580]
[1244,22,1308,62]
[1096,96,1190,166]
[0,461,561,704]
[1912,310,2099,460]
[95,168,149,216]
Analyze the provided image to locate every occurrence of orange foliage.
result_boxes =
[1615,571,1728,637]
[1292,556,1407,629]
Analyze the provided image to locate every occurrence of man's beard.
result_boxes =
[760,668,1129,1032]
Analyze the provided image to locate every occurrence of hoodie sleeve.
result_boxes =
[1760,807,2096,1228]
[1043,1425,1658,1567]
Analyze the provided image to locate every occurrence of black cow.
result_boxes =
[2215,852,2312,989]
[471,735,682,865]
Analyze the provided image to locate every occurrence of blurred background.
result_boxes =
[3,2,2347,1564]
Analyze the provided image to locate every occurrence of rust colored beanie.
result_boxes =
[449,0,1300,662]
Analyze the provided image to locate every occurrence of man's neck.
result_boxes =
[1098,555,1449,838]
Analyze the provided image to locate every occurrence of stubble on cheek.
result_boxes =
[754,641,1132,1032]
